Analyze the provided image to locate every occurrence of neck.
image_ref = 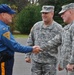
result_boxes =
[69,15,74,23]
[0,18,4,23]
[44,19,53,26]
[69,18,74,24]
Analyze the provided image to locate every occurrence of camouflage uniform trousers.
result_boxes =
[31,60,57,75]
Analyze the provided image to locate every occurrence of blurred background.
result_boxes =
[0,0,74,35]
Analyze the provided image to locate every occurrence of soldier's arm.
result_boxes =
[69,28,74,64]
[25,26,35,58]
[1,28,40,53]
[40,23,63,51]
[41,34,62,50]
[67,36,74,71]
[69,45,74,64]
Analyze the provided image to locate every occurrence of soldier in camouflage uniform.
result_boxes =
[58,3,74,75]
[25,5,62,75]
[41,3,74,75]
[60,3,74,75]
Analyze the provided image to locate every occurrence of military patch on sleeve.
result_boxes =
[3,32,10,39]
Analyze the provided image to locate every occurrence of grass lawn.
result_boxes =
[13,34,29,38]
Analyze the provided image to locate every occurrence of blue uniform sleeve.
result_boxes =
[1,31,33,53]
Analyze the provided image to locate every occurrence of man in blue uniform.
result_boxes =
[0,4,41,75]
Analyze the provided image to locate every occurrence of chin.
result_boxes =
[9,20,12,23]
[64,21,68,24]
[43,19,47,21]
[63,20,66,23]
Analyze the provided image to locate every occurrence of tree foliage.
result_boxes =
[0,0,74,33]
[15,4,41,34]
[11,0,28,12]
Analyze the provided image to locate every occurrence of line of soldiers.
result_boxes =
[25,3,74,75]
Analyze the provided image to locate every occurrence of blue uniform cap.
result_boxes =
[0,4,16,14]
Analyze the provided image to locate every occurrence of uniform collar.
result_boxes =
[42,21,55,30]
[64,21,74,30]
[0,20,9,28]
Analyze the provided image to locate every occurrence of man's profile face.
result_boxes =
[61,10,71,24]
[2,13,14,24]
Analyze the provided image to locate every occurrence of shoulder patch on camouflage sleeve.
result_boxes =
[3,32,10,39]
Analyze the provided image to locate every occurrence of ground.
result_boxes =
[12,38,67,75]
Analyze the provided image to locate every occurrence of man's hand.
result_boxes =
[32,46,42,54]
[25,57,31,63]
[66,64,74,71]
[58,64,64,71]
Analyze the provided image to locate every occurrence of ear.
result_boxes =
[69,9,74,14]
[51,12,54,17]
[51,12,54,14]
[1,13,7,19]
[69,10,72,14]
[0,13,5,17]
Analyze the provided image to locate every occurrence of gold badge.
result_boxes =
[3,32,10,39]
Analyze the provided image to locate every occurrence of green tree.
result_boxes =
[15,4,41,34]
[11,0,28,12]
[0,0,9,4]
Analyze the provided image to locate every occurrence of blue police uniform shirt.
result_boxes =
[0,20,33,56]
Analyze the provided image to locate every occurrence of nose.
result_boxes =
[61,14,63,18]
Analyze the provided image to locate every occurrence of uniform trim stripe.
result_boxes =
[1,62,5,75]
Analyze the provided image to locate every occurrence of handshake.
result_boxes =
[25,46,42,63]
[32,46,42,54]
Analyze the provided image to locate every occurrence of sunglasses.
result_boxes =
[42,12,49,14]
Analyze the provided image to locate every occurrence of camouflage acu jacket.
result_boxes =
[25,21,62,63]
[41,21,74,68]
